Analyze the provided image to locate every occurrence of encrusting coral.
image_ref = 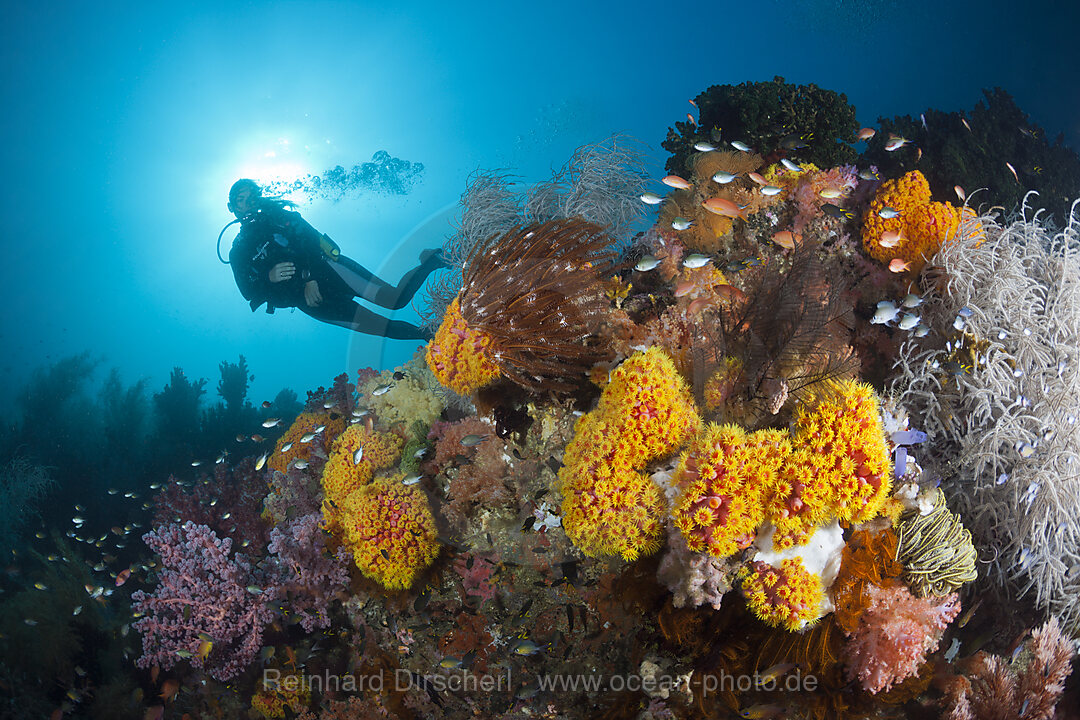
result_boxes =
[861,170,977,273]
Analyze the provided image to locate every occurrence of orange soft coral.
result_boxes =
[861,170,971,272]
[738,557,825,632]
[338,474,440,590]
[268,410,347,473]
[671,425,789,558]
[425,296,501,395]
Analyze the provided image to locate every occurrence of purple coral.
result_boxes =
[656,524,734,610]
[267,513,350,632]
[132,522,279,680]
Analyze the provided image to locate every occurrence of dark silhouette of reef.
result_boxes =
[861,87,1080,224]
[663,76,861,177]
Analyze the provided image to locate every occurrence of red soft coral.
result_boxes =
[843,582,960,694]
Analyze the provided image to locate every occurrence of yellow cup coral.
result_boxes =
[338,474,440,590]
[425,296,501,395]
[321,424,404,530]
[671,425,790,558]
[762,379,891,551]
[558,348,699,561]
[268,410,347,473]
[596,346,701,468]
[738,557,824,632]
[558,458,667,561]
[862,170,972,271]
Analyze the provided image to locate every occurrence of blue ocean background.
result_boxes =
[3,0,1078,415]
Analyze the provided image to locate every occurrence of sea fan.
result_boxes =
[698,240,857,424]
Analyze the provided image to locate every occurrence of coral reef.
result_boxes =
[663,76,860,178]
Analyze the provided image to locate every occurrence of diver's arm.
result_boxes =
[229,241,269,309]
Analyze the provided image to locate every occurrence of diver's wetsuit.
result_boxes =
[229,205,437,340]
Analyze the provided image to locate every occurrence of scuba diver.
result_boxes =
[221,179,445,340]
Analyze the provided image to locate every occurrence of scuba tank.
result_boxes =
[319,233,341,260]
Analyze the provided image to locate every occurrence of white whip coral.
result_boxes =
[891,195,1080,638]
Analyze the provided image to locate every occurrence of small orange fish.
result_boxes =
[686,113,698,127]
[285,645,298,670]
[250,434,265,443]
[856,127,876,141]
[955,185,966,202]
[879,230,903,248]
[771,231,796,250]
[669,278,695,297]
[662,175,692,190]
[961,117,972,133]
[688,297,709,314]
[674,279,696,298]
[115,568,132,587]
[889,258,911,273]
[688,99,697,108]
[159,679,179,702]
[915,147,923,163]
[747,171,767,186]
[714,284,747,304]
[150,665,160,684]
[701,197,747,221]
[1006,162,1020,184]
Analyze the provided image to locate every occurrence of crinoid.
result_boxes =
[454,218,619,395]
[895,487,978,597]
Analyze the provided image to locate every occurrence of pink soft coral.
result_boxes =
[843,582,960,694]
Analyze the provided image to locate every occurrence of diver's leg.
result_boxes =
[330,251,446,311]
[302,297,433,340]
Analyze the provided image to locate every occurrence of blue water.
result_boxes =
[2,0,1077,413]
